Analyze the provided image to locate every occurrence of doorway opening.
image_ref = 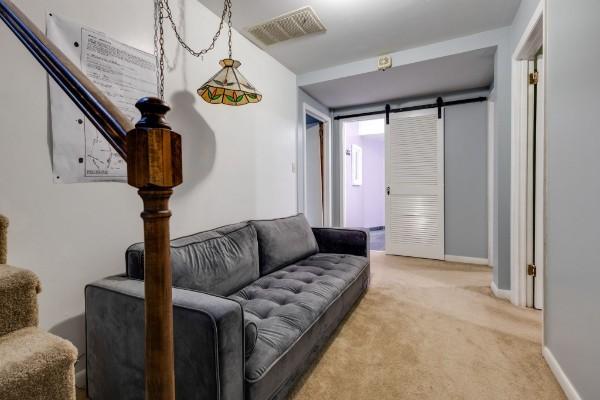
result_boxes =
[301,103,332,227]
[305,115,325,226]
[341,117,386,250]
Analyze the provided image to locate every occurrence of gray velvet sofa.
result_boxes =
[85,214,370,400]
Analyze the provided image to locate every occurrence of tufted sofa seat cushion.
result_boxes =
[228,253,368,382]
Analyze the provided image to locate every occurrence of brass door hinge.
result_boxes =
[529,71,539,85]
[527,264,537,277]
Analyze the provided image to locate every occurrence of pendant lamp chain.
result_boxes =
[154,0,233,98]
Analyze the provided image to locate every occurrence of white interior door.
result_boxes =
[526,60,536,308]
[534,53,544,309]
[385,109,445,259]
[525,54,545,310]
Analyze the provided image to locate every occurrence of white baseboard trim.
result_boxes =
[543,347,582,400]
[444,255,489,266]
[490,280,511,300]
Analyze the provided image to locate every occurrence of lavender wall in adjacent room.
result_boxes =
[343,120,385,229]
[361,134,385,228]
[344,123,364,227]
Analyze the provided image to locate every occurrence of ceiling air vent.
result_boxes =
[246,6,326,46]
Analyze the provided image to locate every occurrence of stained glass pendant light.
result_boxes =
[155,0,261,106]
[198,59,262,106]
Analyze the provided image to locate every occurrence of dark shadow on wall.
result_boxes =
[168,90,216,197]
[49,313,86,372]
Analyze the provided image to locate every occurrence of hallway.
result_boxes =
[290,252,564,399]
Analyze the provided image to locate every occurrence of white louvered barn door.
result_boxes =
[385,109,444,259]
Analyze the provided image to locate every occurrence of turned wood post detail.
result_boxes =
[128,97,182,400]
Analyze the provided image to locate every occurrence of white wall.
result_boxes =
[491,31,512,289]
[545,0,600,398]
[0,0,297,367]
[445,101,488,260]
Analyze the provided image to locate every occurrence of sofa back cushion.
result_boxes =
[126,222,259,296]
[250,214,319,276]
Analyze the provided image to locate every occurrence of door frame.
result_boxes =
[338,115,385,227]
[487,89,496,270]
[533,51,545,310]
[300,103,332,226]
[510,1,545,308]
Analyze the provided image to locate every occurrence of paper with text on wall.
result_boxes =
[47,14,157,183]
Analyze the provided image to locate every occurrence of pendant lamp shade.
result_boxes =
[198,59,262,106]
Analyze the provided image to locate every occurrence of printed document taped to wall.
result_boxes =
[47,14,157,183]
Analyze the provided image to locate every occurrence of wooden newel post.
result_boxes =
[127,97,182,400]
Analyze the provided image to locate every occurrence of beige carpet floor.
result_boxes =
[289,252,564,400]
[78,252,565,399]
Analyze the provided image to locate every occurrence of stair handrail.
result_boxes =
[1,1,181,398]
[0,0,131,159]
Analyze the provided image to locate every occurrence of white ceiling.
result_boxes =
[199,0,520,74]
[301,47,495,109]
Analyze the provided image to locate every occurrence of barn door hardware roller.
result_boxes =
[385,104,391,125]
[436,97,444,119]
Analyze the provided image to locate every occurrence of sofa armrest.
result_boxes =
[312,227,370,257]
[85,276,244,400]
